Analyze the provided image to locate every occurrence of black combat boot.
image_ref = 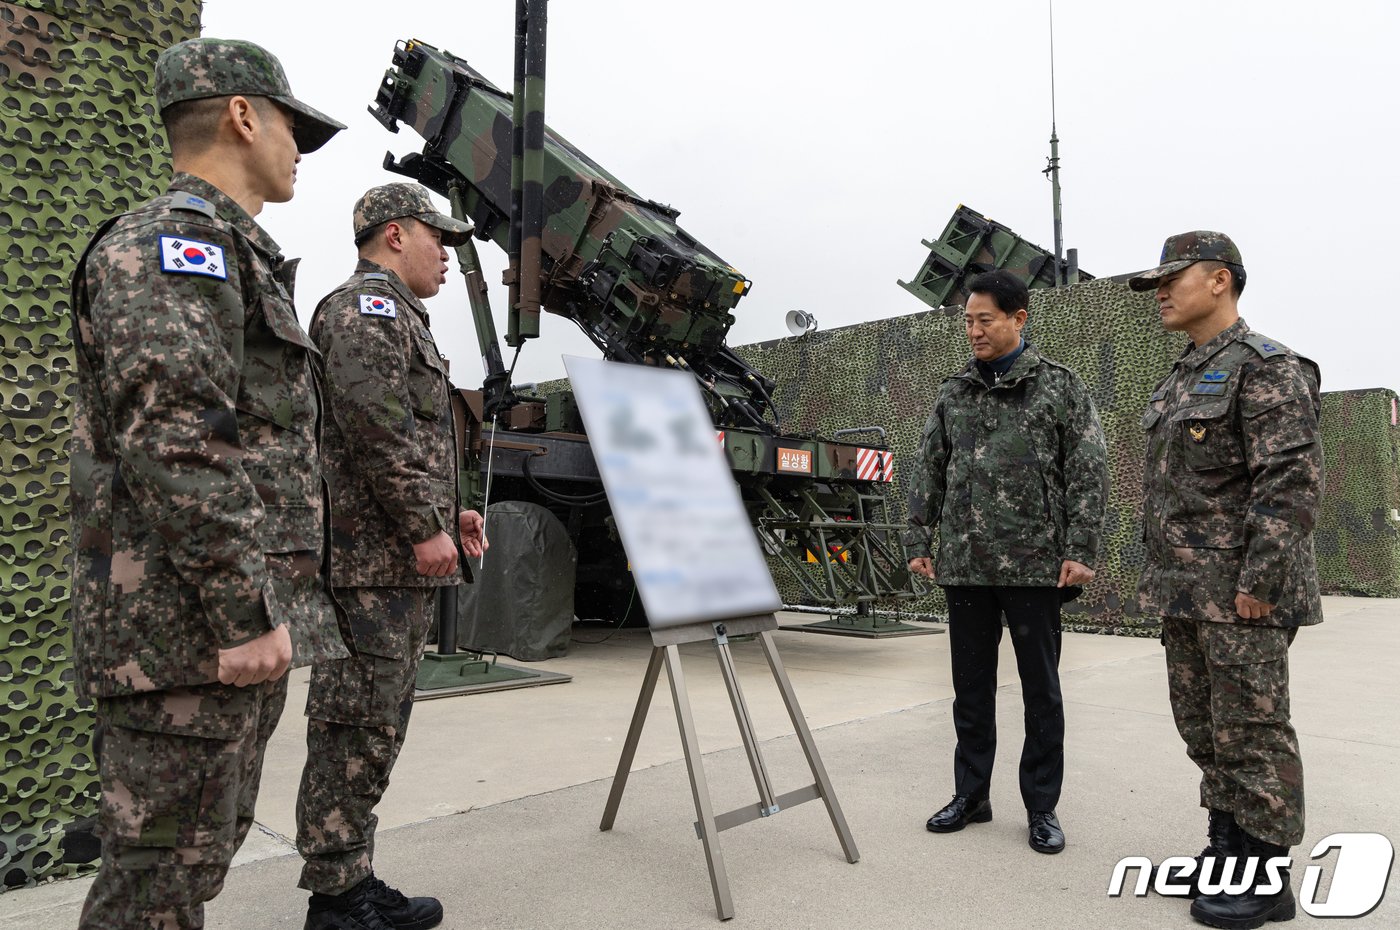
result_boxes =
[304,878,395,930]
[360,873,444,930]
[1156,809,1242,898]
[1190,831,1296,929]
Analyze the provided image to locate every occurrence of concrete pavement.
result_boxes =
[3,596,1396,928]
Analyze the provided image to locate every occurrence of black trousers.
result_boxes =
[944,585,1064,812]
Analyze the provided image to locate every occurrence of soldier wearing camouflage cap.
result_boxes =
[70,37,346,930]
[294,183,482,930]
[351,182,474,247]
[1133,231,1322,928]
[155,36,346,154]
[903,269,1107,857]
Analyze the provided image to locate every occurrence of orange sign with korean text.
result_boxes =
[777,448,813,474]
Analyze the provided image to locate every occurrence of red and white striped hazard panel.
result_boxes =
[856,447,894,481]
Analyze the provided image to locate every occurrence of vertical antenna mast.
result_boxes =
[1044,0,1064,286]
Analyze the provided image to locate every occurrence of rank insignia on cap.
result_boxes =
[359,294,397,318]
[159,235,226,279]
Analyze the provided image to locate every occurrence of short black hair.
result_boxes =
[161,95,281,157]
[356,215,419,250]
[966,269,1030,314]
[1198,260,1247,298]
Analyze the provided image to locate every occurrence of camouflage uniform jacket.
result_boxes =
[310,260,464,590]
[902,344,1107,586]
[1137,317,1323,626]
[69,173,345,698]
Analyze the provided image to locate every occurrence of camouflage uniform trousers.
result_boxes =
[296,586,436,894]
[79,677,289,930]
[1163,618,1304,847]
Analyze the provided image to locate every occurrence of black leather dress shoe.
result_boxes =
[926,795,993,833]
[1028,810,1065,854]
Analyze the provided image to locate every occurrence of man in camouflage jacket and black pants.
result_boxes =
[69,39,345,929]
[295,184,485,930]
[1132,232,1322,929]
[904,270,1107,856]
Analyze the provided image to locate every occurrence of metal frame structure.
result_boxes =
[599,614,859,920]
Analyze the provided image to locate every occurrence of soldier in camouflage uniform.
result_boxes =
[1132,232,1322,929]
[69,38,346,930]
[903,270,1106,855]
[295,184,485,930]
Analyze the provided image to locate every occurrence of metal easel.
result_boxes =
[599,612,859,920]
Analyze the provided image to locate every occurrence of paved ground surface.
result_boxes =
[4,597,1396,929]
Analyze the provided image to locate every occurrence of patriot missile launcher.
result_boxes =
[370,35,922,634]
[899,204,1095,311]
[370,38,774,432]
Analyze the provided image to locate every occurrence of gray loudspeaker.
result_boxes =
[785,309,818,335]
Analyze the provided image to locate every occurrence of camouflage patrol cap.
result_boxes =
[1128,231,1244,291]
[352,183,474,247]
[155,38,346,154]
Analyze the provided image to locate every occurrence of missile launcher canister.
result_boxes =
[899,205,1096,311]
[371,39,777,430]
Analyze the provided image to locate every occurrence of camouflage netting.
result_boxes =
[1315,389,1400,597]
[731,279,1400,631]
[0,0,202,888]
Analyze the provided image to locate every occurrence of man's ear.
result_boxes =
[225,96,258,145]
[383,221,407,253]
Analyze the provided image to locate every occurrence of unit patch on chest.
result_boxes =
[359,294,397,318]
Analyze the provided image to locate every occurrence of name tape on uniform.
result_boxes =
[159,236,227,279]
[359,294,397,318]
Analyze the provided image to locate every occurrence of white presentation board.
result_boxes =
[563,356,782,629]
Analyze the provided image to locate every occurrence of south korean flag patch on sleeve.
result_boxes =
[359,294,397,318]
[159,235,227,279]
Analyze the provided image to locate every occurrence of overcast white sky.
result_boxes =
[203,0,1400,395]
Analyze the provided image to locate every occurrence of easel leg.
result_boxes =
[665,644,735,920]
[600,646,665,831]
[714,636,778,812]
[758,631,861,863]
